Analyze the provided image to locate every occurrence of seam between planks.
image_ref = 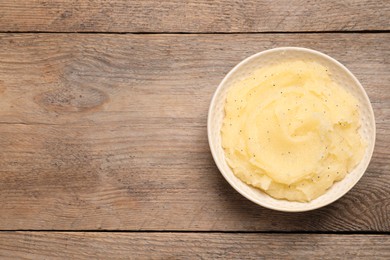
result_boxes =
[0,30,389,35]
[0,230,388,235]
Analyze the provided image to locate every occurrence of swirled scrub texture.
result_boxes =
[221,61,365,202]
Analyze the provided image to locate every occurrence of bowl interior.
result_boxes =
[208,47,376,212]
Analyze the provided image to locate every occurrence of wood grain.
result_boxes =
[0,0,389,32]
[0,33,389,231]
[0,232,389,259]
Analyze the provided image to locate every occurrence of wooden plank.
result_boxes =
[0,232,389,259]
[0,33,389,231]
[0,1,389,32]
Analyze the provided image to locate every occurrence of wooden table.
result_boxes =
[0,1,389,258]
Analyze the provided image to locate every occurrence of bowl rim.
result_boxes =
[207,47,376,212]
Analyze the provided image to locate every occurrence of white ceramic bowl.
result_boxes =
[208,47,376,212]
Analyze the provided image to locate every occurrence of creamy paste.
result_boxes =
[221,61,365,202]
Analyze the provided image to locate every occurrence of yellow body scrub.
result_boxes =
[221,61,365,202]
